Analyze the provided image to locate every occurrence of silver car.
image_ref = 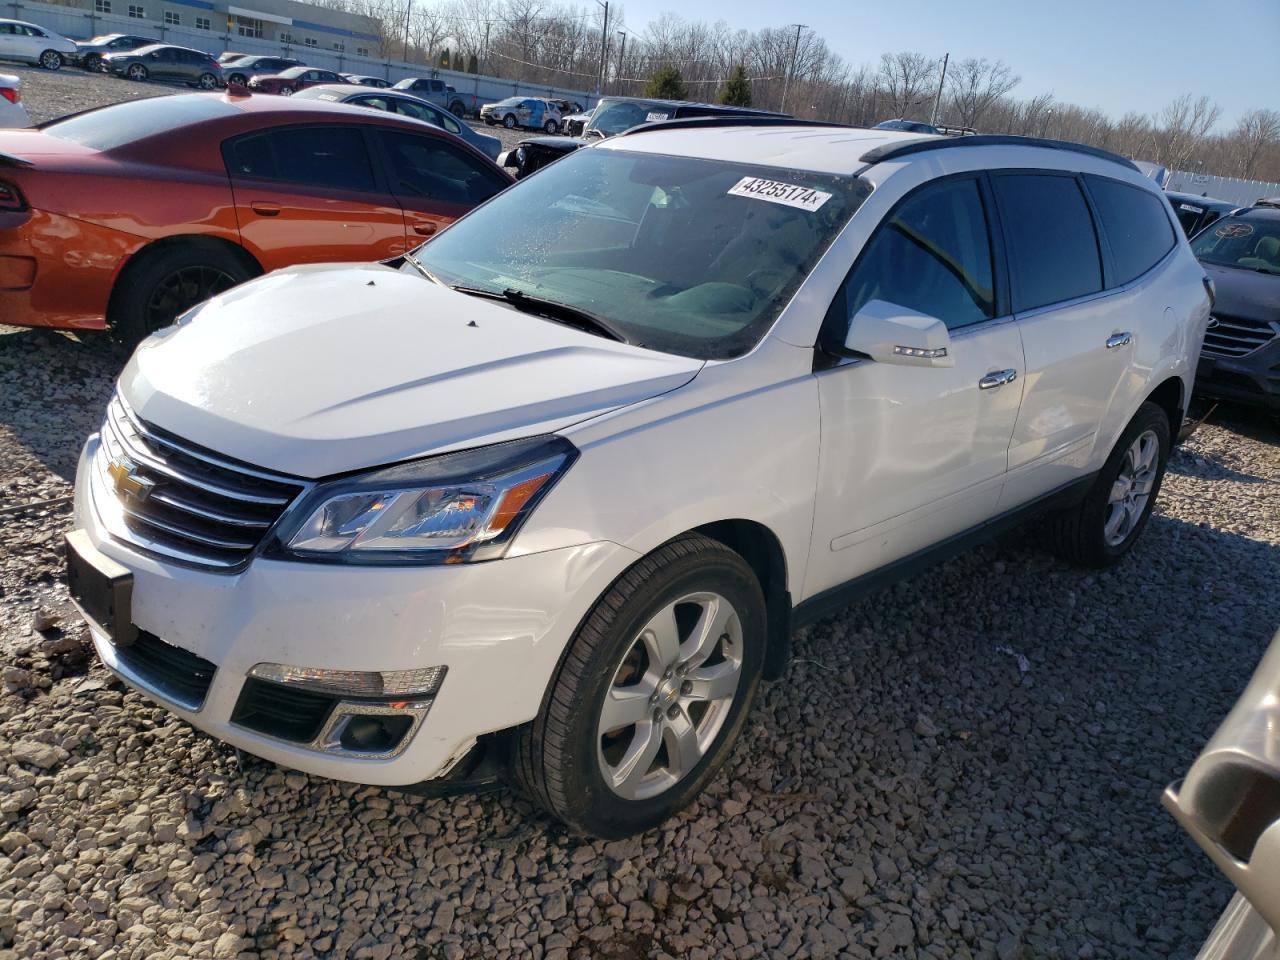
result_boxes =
[293,84,501,161]
[1165,630,1280,959]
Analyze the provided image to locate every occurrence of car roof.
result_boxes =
[1237,205,1280,220]
[601,122,1145,180]
[1165,191,1238,211]
[597,95,782,116]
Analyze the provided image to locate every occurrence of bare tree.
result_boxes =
[1154,94,1222,172]
[876,51,937,120]
[1228,108,1280,180]
[944,57,1018,129]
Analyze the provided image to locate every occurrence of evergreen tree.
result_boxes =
[467,53,478,74]
[438,49,450,69]
[717,64,752,107]
[644,64,688,101]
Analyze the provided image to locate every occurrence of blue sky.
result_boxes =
[611,0,1280,129]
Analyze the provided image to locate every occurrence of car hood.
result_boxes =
[1204,262,1280,324]
[119,262,703,478]
[520,136,586,153]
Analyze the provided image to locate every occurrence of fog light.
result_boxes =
[247,663,445,698]
[339,714,414,752]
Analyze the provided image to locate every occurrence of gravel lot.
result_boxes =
[2,67,1280,960]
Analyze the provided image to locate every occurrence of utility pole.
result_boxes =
[929,51,948,125]
[481,20,490,74]
[595,0,609,95]
[616,30,626,95]
[402,0,412,64]
[780,23,805,114]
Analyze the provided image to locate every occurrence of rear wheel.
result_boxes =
[39,50,63,70]
[110,241,254,346]
[1043,401,1170,567]
[515,534,766,839]
[449,99,466,117]
[127,63,148,81]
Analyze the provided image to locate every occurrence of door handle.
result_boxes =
[978,369,1018,390]
[1106,332,1133,349]
[249,201,281,216]
[412,223,438,237]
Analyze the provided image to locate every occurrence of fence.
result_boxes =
[6,0,599,112]
[1163,169,1280,207]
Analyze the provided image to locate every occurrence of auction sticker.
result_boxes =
[1216,222,1254,238]
[645,111,671,122]
[728,176,832,212]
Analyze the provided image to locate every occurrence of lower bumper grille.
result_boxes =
[115,632,216,710]
[231,678,337,744]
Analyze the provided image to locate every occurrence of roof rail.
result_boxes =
[859,134,1140,172]
[617,115,849,138]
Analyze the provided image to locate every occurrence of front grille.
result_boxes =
[94,394,306,570]
[232,678,337,743]
[1202,314,1280,359]
[115,631,216,710]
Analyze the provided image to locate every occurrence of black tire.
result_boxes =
[449,100,466,117]
[279,85,294,96]
[127,63,148,82]
[83,54,101,72]
[1043,401,1171,568]
[39,50,63,71]
[196,72,219,89]
[543,119,557,134]
[514,534,766,839]
[502,113,516,129]
[109,240,255,346]
[228,72,247,86]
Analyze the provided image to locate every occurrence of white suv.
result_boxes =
[67,120,1210,838]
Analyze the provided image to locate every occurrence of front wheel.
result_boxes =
[514,534,766,839]
[127,63,148,81]
[39,50,63,70]
[543,119,557,134]
[1043,401,1171,567]
[197,72,219,89]
[502,114,516,129]
[228,72,247,86]
[278,85,294,96]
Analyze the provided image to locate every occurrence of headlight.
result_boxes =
[274,435,576,564]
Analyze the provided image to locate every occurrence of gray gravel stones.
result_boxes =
[5,324,1277,958]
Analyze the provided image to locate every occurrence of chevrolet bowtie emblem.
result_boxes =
[107,456,156,502]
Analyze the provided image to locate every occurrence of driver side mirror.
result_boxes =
[843,299,954,368]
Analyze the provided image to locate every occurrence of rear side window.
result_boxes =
[378,130,505,206]
[842,177,996,330]
[1086,176,1176,285]
[993,173,1103,312]
[44,95,239,151]
[223,126,376,193]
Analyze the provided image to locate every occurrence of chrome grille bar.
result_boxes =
[1202,315,1279,359]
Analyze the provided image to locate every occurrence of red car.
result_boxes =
[248,66,343,96]
[0,91,512,341]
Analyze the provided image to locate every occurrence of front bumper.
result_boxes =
[72,435,638,785]
[1195,339,1280,410]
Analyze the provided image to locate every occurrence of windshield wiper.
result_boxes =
[451,285,629,343]
[401,250,444,285]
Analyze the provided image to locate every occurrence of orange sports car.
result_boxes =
[0,91,512,341]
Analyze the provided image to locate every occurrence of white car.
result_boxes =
[0,72,27,127]
[67,121,1210,838]
[0,18,77,70]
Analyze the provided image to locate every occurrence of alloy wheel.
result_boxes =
[144,265,237,333]
[1104,428,1159,547]
[198,73,217,89]
[279,86,293,96]
[597,591,743,801]
[128,64,146,81]
[40,51,62,70]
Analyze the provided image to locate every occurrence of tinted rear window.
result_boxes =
[223,125,376,193]
[1087,176,1176,285]
[42,96,239,151]
[993,173,1103,312]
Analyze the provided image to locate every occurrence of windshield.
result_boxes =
[410,147,871,359]
[1191,216,1280,274]
[585,99,674,138]
[43,95,238,150]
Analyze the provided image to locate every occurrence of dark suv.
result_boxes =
[104,44,223,88]
[504,96,788,178]
[1189,203,1280,411]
